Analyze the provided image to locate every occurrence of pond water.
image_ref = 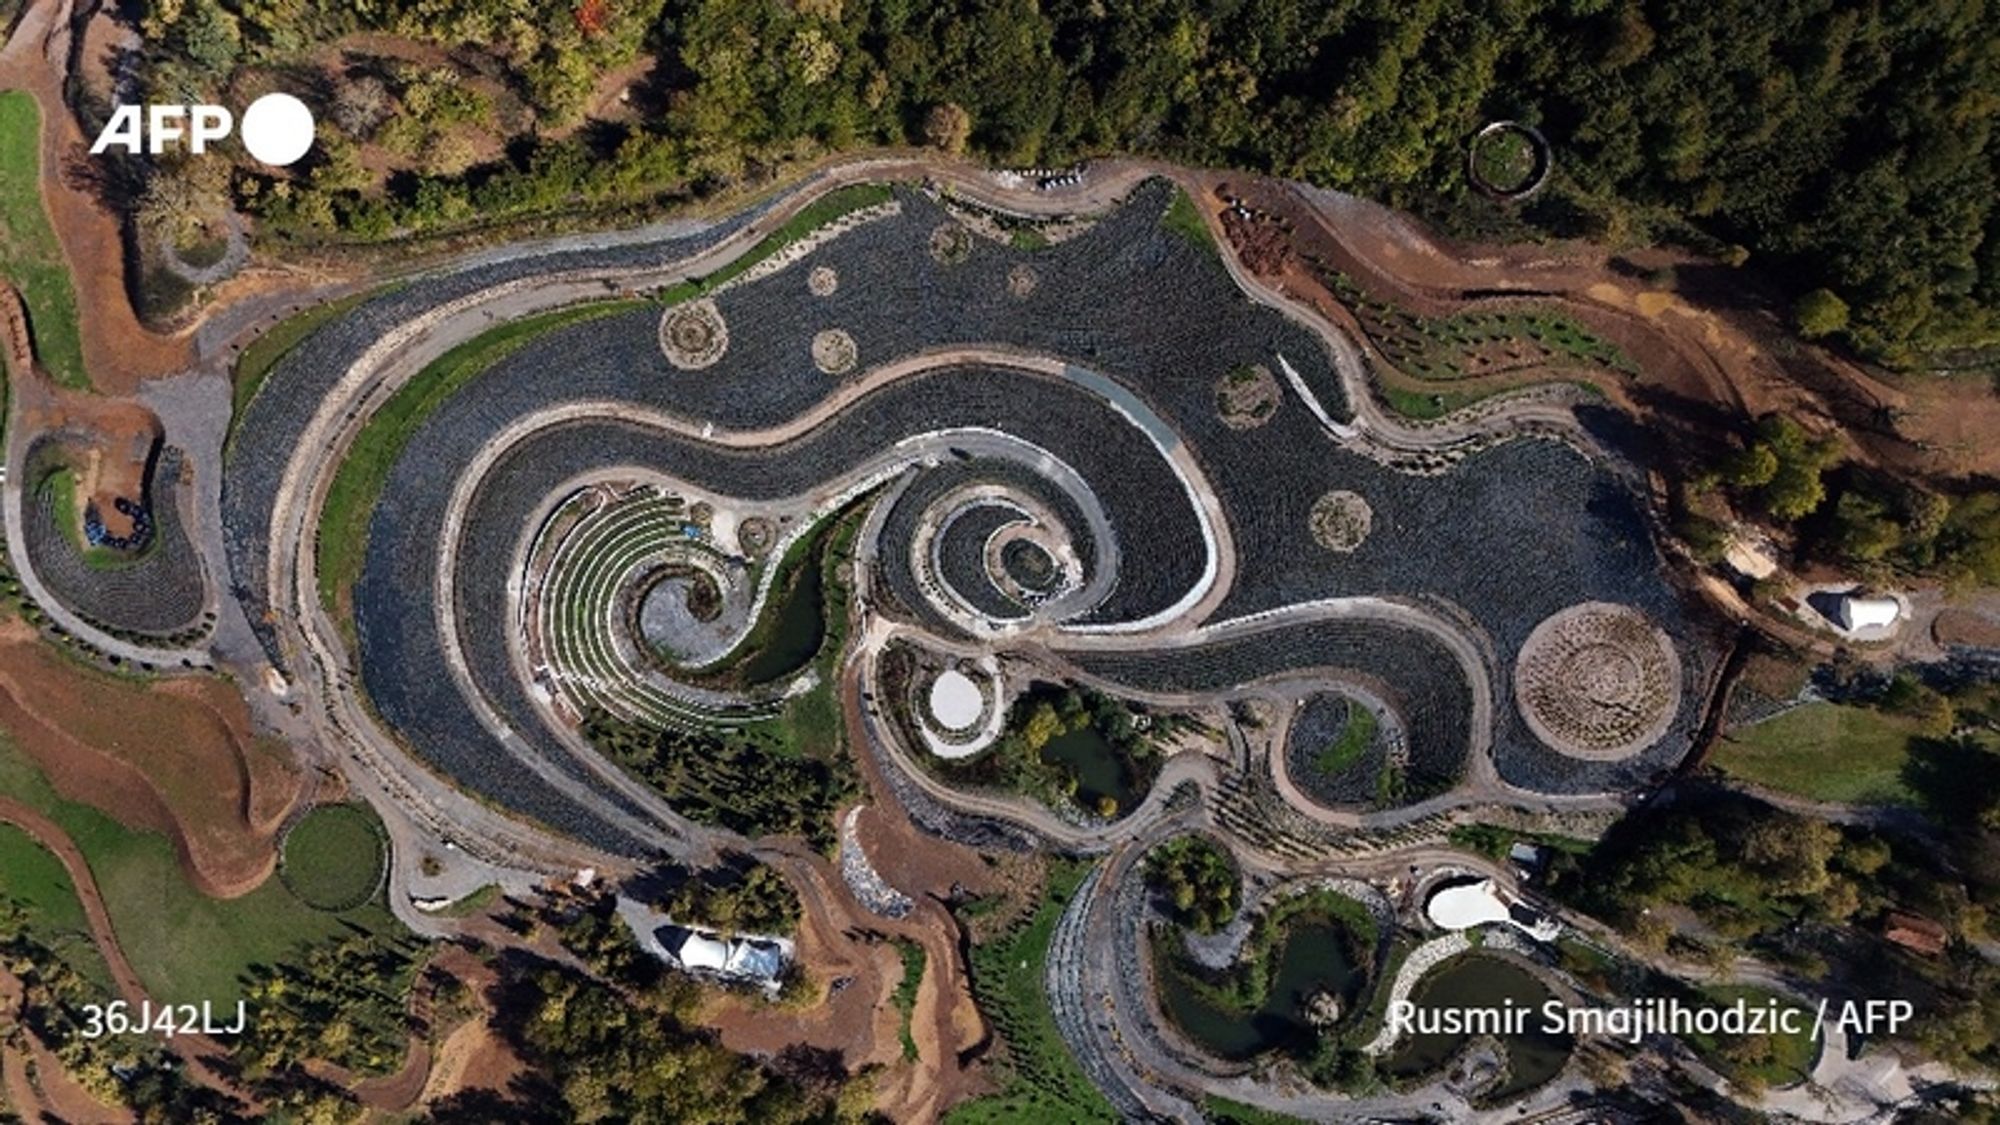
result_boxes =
[1384,954,1572,1100]
[739,549,826,684]
[1041,724,1143,811]
[1156,918,1367,1061]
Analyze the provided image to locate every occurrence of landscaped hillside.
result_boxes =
[128,0,1997,365]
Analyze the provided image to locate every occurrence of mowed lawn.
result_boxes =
[0,735,397,1006]
[0,821,114,990]
[1713,702,1919,806]
[0,90,89,388]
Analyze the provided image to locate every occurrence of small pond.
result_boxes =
[1041,724,1144,811]
[1384,954,1572,1101]
[1156,918,1367,1061]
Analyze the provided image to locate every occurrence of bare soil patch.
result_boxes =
[0,620,303,896]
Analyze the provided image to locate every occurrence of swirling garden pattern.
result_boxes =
[197,166,1727,1120]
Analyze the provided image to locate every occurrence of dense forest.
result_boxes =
[130,0,1998,365]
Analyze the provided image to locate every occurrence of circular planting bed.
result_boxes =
[658,299,730,369]
[1467,121,1552,200]
[807,265,839,296]
[1215,363,1282,430]
[1514,602,1681,759]
[737,516,776,558]
[929,222,973,265]
[280,803,388,912]
[811,328,858,375]
[1308,490,1374,553]
[1006,263,1039,298]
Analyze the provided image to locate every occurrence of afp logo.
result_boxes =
[90,92,316,167]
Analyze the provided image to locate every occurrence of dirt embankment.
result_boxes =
[0,619,303,896]
[1208,173,1998,482]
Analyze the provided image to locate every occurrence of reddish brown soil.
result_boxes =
[1933,608,2000,649]
[0,619,304,897]
[0,18,192,393]
[0,968,136,1124]
[1203,174,1995,483]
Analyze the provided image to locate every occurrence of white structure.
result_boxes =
[928,669,984,730]
[1836,594,1902,633]
[614,896,792,990]
[1425,878,1561,942]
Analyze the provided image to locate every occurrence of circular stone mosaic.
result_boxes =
[1007,264,1039,298]
[658,299,729,369]
[1514,602,1682,760]
[929,222,973,265]
[808,265,839,296]
[811,329,858,375]
[1308,490,1373,553]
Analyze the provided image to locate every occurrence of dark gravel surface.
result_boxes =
[934,502,1027,620]
[1065,618,1475,787]
[361,366,1199,847]
[1282,693,1386,809]
[22,442,205,638]
[221,215,763,670]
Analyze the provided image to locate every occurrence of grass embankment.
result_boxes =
[660,182,895,303]
[0,822,113,990]
[317,300,641,615]
[1317,706,1377,773]
[0,735,398,1006]
[0,91,88,390]
[280,802,388,912]
[1203,1097,1312,1125]
[228,288,382,442]
[1163,188,1218,255]
[946,860,1117,1124]
[893,938,926,1062]
[1712,702,1920,806]
[35,465,143,570]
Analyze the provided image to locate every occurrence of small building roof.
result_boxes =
[1837,595,1901,632]
[666,928,732,972]
[1883,911,1947,956]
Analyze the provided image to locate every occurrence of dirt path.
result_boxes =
[0,0,194,393]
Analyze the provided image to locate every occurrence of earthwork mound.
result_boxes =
[280,803,388,911]
[659,299,730,369]
[1309,490,1373,553]
[1514,602,1681,760]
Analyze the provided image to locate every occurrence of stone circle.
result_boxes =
[1007,264,1039,298]
[929,222,973,265]
[811,328,858,375]
[808,265,839,296]
[1309,490,1373,553]
[658,299,729,369]
[1514,602,1681,760]
[1216,363,1282,430]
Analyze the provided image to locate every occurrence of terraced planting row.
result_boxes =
[21,443,206,639]
[534,489,776,731]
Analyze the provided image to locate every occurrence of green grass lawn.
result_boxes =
[0,91,88,389]
[281,803,387,911]
[1162,188,1217,255]
[317,300,640,615]
[0,735,399,1007]
[1316,706,1377,773]
[1204,1096,1312,1125]
[0,821,113,990]
[945,860,1117,1124]
[1712,702,1920,806]
[893,938,925,1062]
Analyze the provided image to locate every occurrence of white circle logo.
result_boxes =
[240,93,315,167]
